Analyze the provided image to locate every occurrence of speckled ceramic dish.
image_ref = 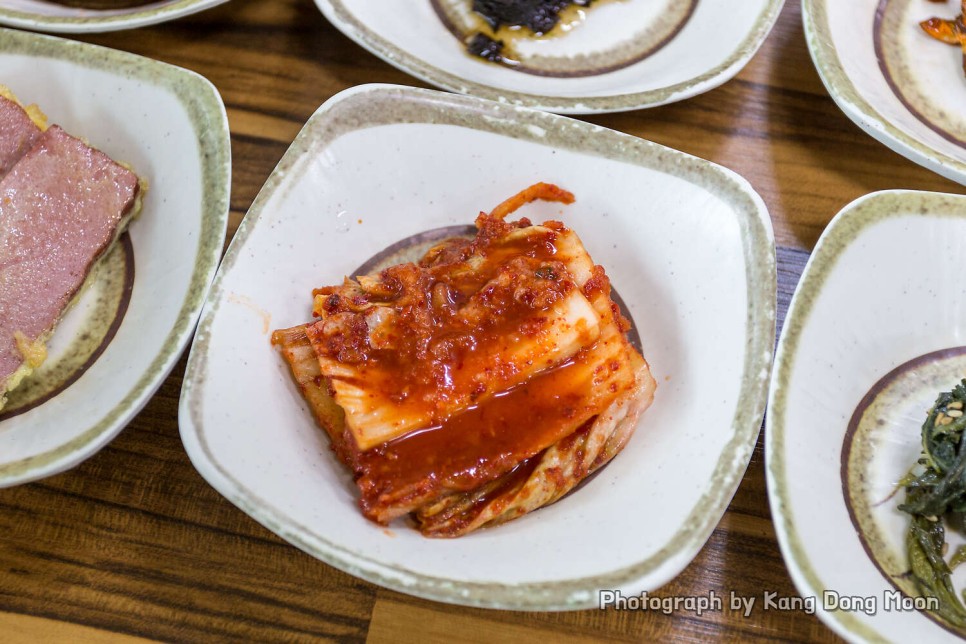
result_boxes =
[768,190,966,641]
[0,0,227,33]
[0,29,230,487]
[179,84,775,609]
[804,0,966,185]
[313,0,784,114]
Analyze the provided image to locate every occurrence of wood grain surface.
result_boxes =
[1,1,963,642]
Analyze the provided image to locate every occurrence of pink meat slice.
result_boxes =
[0,125,140,394]
[0,95,41,178]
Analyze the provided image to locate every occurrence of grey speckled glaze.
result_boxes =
[0,28,229,484]
[768,190,966,643]
[181,84,776,610]
[315,0,785,113]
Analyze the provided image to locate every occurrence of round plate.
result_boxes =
[314,0,785,114]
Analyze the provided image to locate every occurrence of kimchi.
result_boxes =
[271,183,655,537]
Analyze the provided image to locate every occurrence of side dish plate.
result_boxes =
[0,0,228,33]
[768,190,966,642]
[179,84,775,609]
[0,28,230,486]
[313,0,784,114]
[804,0,966,185]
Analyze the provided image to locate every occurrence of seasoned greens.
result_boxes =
[899,379,966,627]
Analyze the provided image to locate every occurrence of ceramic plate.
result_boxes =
[314,0,784,114]
[179,84,775,609]
[768,190,966,641]
[0,0,227,33]
[0,29,230,487]
[804,0,966,185]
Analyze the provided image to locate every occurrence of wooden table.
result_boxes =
[1,2,961,642]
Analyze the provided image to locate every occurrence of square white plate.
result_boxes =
[768,190,966,642]
[316,0,784,114]
[0,28,230,487]
[179,84,775,609]
[805,0,966,185]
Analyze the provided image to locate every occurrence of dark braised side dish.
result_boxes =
[459,0,594,67]
[467,33,507,64]
[474,0,592,35]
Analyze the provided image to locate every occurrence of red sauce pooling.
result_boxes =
[307,215,593,445]
[353,330,634,518]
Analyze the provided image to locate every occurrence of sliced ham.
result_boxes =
[0,125,141,408]
[0,95,41,178]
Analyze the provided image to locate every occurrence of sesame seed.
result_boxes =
[949,410,964,418]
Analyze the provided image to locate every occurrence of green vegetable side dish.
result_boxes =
[900,379,966,629]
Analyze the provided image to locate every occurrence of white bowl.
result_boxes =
[768,190,966,642]
[0,0,228,33]
[0,29,230,486]
[315,0,784,114]
[179,84,776,609]
[804,0,966,185]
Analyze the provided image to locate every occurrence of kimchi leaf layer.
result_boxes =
[272,184,650,531]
